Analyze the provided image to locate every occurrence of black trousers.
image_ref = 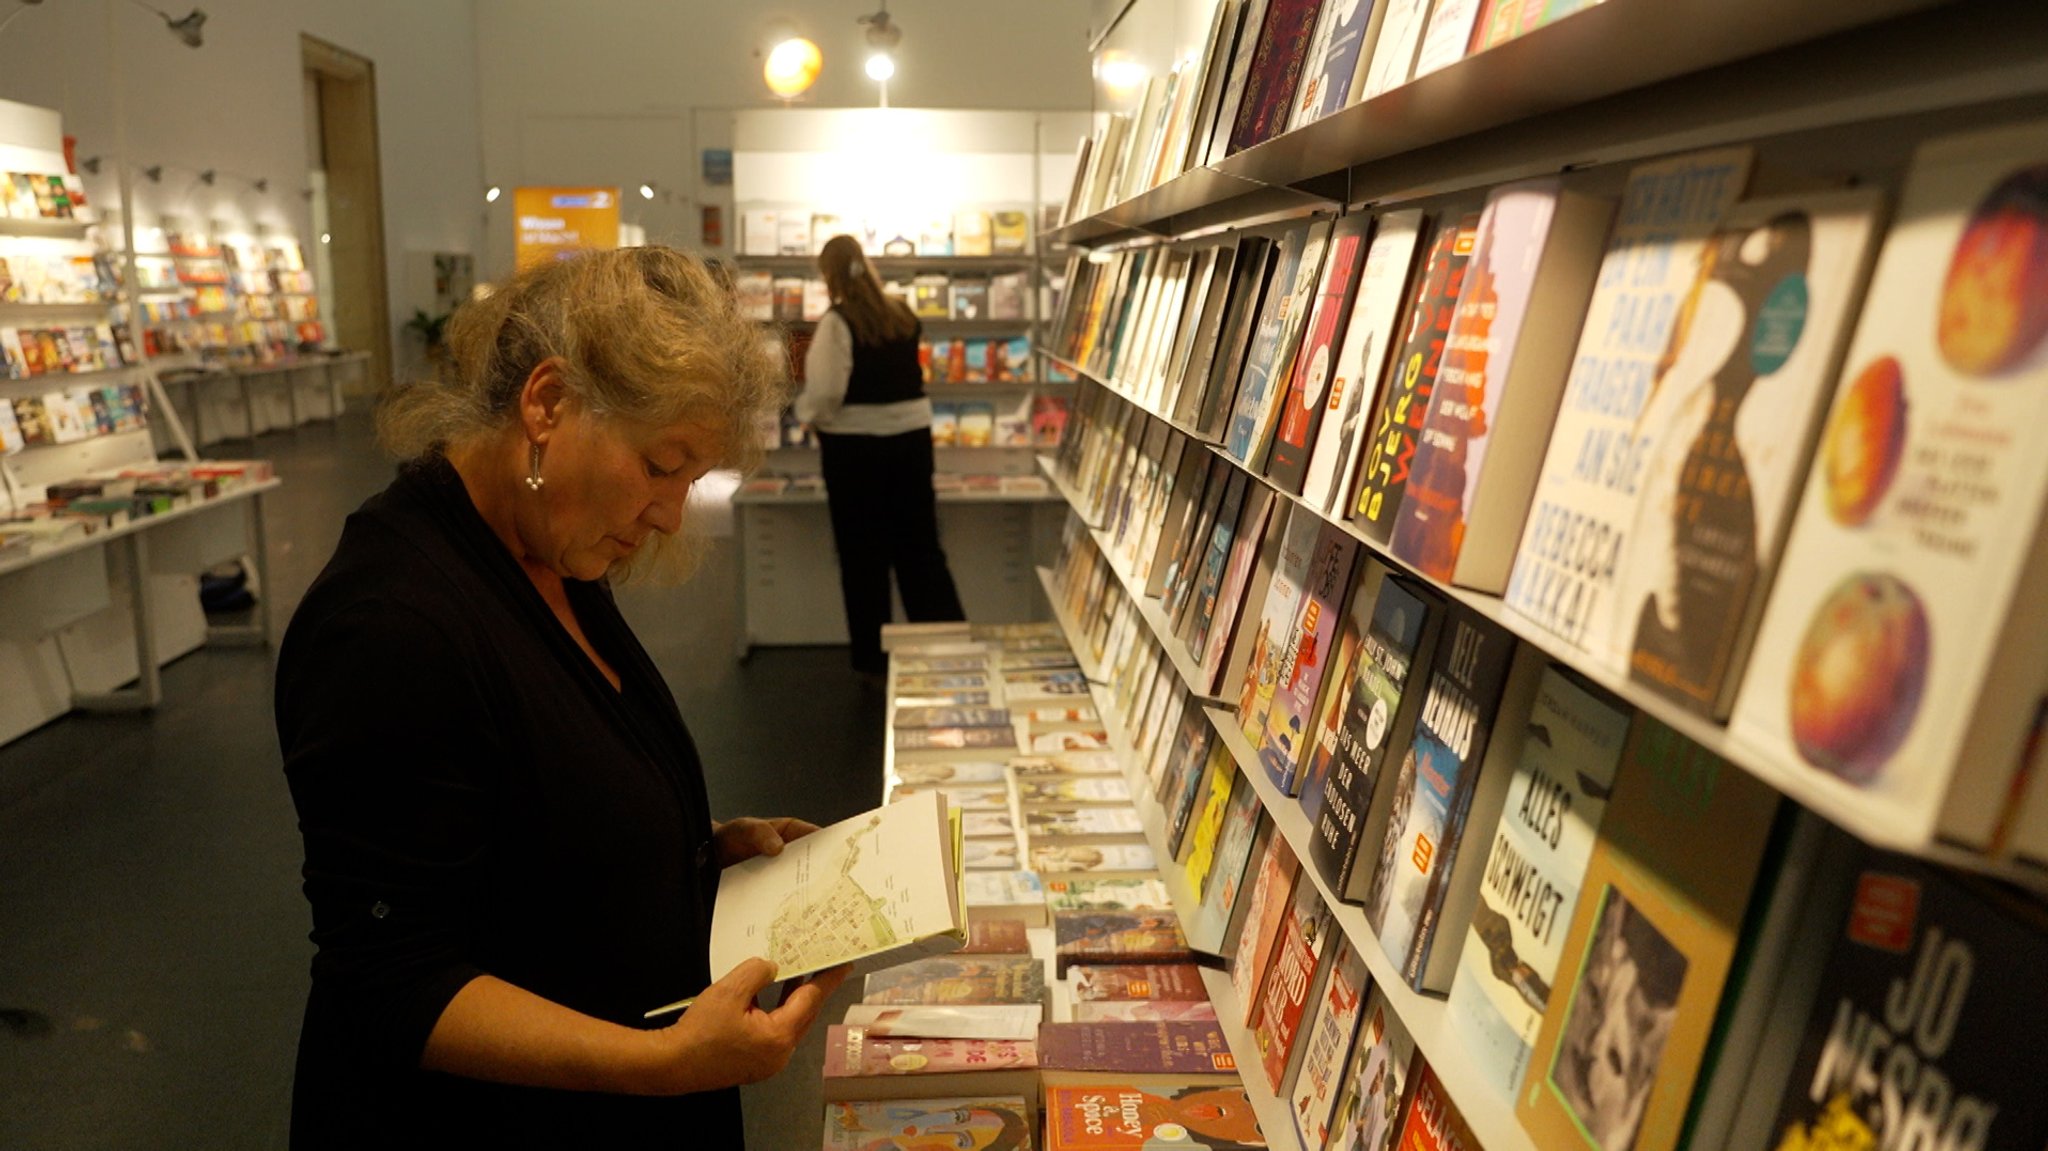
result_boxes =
[816,427,965,672]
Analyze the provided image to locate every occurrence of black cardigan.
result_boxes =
[274,456,739,1148]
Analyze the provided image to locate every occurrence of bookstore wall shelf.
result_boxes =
[1034,565,1109,684]
[1041,362,2048,896]
[736,254,1041,276]
[0,217,92,240]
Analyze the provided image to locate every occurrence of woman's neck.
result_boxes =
[445,435,567,599]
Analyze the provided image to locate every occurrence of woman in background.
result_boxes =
[796,234,965,676]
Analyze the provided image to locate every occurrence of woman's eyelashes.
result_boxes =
[644,456,677,479]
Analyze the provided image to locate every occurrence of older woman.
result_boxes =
[275,247,847,1148]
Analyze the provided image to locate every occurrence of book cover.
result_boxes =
[1393,1063,1479,1151]
[823,1028,1036,1079]
[1055,910,1194,977]
[1230,831,1302,1018]
[1182,755,1238,898]
[1296,563,1383,827]
[1444,666,1633,1098]
[1289,937,1369,1151]
[1363,603,1518,978]
[1044,1082,1268,1150]
[1357,0,1427,101]
[963,811,1016,840]
[1199,239,1280,440]
[862,956,1048,1006]
[1072,964,1213,1002]
[1310,577,1437,902]
[824,1096,1035,1150]
[1268,213,1375,493]
[897,726,1019,754]
[1503,146,1753,662]
[960,919,1032,955]
[1353,210,1481,543]
[1252,869,1334,1091]
[1306,211,1430,516]
[1196,489,1280,695]
[1025,807,1146,842]
[1186,766,1267,954]
[1039,1022,1240,1076]
[1029,842,1159,879]
[1258,523,1360,793]
[1387,179,1617,592]
[1764,852,2048,1151]
[1072,1000,1223,1024]
[964,870,1047,925]
[1226,0,1326,155]
[1180,470,1252,651]
[840,1003,1043,1041]
[1730,121,2048,851]
[896,706,1011,730]
[1202,0,1274,167]
[1173,242,1250,430]
[1325,989,1416,1151]
[1288,0,1382,130]
[1015,777,1135,806]
[1236,504,1324,738]
[1517,716,1781,1151]
[1048,877,1175,916]
[1229,222,1334,468]
[1168,737,1229,861]
[1613,190,1887,718]
[1409,0,1482,80]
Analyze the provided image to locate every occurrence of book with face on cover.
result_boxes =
[652,790,966,1017]
[823,1096,1036,1151]
[1030,841,1159,881]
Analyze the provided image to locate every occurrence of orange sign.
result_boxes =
[513,186,621,269]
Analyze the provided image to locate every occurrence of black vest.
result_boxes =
[835,307,925,405]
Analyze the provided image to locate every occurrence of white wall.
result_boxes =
[473,0,1095,277]
[0,0,483,388]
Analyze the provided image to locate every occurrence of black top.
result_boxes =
[834,305,925,406]
[274,456,737,1149]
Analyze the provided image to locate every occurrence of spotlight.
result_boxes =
[125,1,204,48]
[865,52,894,82]
[485,185,501,203]
[763,37,822,99]
[320,232,331,244]
[639,183,655,200]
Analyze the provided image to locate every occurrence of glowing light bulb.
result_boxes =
[764,37,823,99]
[484,186,501,203]
[639,184,655,200]
[865,52,894,82]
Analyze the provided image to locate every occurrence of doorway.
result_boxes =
[301,35,392,397]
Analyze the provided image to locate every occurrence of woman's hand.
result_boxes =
[712,817,820,868]
[648,958,850,1093]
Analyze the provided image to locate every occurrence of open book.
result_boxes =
[646,790,967,1017]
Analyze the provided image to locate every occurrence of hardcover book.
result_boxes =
[1199,239,1280,440]
[1054,910,1195,977]
[1185,769,1267,954]
[1228,222,1333,468]
[1387,179,1617,592]
[1044,1082,1269,1150]
[1517,717,1782,1151]
[1038,1021,1241,1077]
[1287,0,1385,131]
[1267,213,1374,493]
[862,955,1049,1006]
[823,1096,1035,1151]
[1366,604,1542,996]
[1251,870,1334,1091]
[1196,488,1280,695]
[1444,666,1632,1097]
[960,919,1032,955]
[1289,937,1369,1151]
[1225,0,1327,156]
[1257,522,1360,793]
[1503,146,1754,662]
[1230,831,1302,1018]
[1296,563,1384,827]
[1730,120,2048,851]
[1352,210,1481,543]
[1305,210,1429,516]
[1325,988,1416,1151]
[1236,504,1323,737]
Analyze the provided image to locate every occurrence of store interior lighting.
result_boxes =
[858,3,901,95]
[763,36,822,100]
[484,185,501,203]
[639,183,655,200]
[125,0,206,48]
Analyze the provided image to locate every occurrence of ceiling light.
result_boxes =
[485,185,501,203]
[865,52,894,82]
[639,183,655,200]
[320,232,331,244]
[763,37,822,100]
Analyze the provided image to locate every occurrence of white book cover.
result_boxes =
[1303,211,1426,516]
[1444,667,1631,1097]
[1291,938,1369,1151]
[0,399,21,454]
[839,1003,1043,1040]
[1732,120,2048,849]
[1503,146,1753,666]
[740,209,779,256]
[707,789,963,984]
[1410,0,1481,80]
[1028,841,1158,875]
[1358,0,1429,102]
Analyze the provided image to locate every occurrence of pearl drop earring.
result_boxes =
[526,443,545,492]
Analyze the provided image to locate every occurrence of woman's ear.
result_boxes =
[519,358,567,443]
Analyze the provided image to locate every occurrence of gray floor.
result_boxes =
[0,409,880,1149]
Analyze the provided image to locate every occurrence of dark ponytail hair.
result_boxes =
[818,233,918,346]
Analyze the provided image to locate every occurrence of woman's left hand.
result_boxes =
[712,817,821,868]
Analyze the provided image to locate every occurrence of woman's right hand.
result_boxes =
[648,957,849,1094]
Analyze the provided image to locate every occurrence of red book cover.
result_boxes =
[1045,1083,1269,1149]
[1253,877,1334,1090]
[1394,1063,1478,1151]
[1267,215,1373,493]
[1038,1021,1239,1075]
[1072,964,1211,1002]
[1055,911,1195,977]
[960,919,1032,954]
[1227,0,1327,155]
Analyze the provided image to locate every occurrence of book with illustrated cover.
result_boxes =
[1608,190,1889,718]
[964,870,1047,926]
[1236,504,1324,737]
[1325,989,1416,1151]
[1039,1021,1240,1079]
[822,1029,1038,1106]
[1287,0,1385,131]
[1516,716,1780,1151]
[1230,832,1301,1018]
[1266,213,1374,493]
[1258,522,1360,794]
[888,784,1007,812]
[1029,842,1158,880]
[1251,870,1334,1091]
[1181,754,1238,900]
[897,726,1020,755]
[1185,768,1266,955]
[1013,776,1134,807]
[895,706,1011,730]
[1357,0,1427,100]
[1025,807,1145,843]
[1166,738,1227,862]
[862,955,1048,1006]
[1289,937,1369,1151]
[1054,910,1194,977]
[1226,0,1325,155]
[893,761,1007,788]
[1353,210,1481,543]
[1504,146,1753,662]
[1199,239,1281,440]
[1072,963,1212,1003]
[1296,563,1385,825]
[823,1096,1035,1150]
[1195,487,1279,696]
[1367,607,1543,994]
[991,211,1030,255]
[1730,121,2048,853]
[1010,751,1121,779]
[1071,1000,1222,1024]
[1393,1063,1479,1151]
[1044,1082,1268,1150]
[1311,576,1440,903]
[1444,665,1632,1098]
[1201,0,1274,167]
[1046,877,1174,916]
[1387,179,1617,593]
[1228,222,1333,468]
[1410,0,1482,79]
[840,1002,1043,1041]
[962,811,1015,840]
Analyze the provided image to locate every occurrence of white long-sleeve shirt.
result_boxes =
[794,310,933,436]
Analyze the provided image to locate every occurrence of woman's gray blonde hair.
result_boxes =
[377,246,791,583]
